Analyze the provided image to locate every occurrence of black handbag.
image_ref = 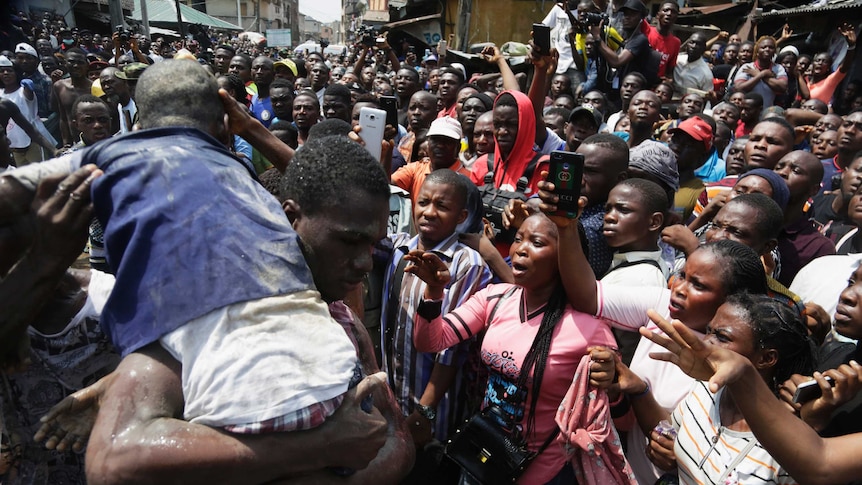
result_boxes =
[445,406,558,485]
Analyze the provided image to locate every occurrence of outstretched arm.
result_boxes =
[527,41,556,148]
[352,46,370,78]
[838,22,857,74]
[220,89,294,173]
[5,99,59,157]
[640,311,862,485]
[86,343,390,485]
[0,166,99,364]
[479,45,519,92]
[537,177,599,315]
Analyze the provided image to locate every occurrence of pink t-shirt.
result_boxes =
[808,69,847,104]
[414,284,616,484]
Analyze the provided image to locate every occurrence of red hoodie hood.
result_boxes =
[491,90,537,189]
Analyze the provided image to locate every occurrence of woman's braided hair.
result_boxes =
[696,239,768,295]
[724,292,815,393]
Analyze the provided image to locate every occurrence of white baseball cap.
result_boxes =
[426,116,463,140]
[15,43,38,58]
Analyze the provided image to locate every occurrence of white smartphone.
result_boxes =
[359,106,386,162]
[792,376,835,404]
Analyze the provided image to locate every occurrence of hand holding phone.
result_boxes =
[546,150,584,219]
[379,95,399,129]
[532,23,552,55]
[359,107,387,162]
[792,376,835,404]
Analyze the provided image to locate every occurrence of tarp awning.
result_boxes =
[131,0,243,30]
[383,13,442,45]
[149,26,181,36]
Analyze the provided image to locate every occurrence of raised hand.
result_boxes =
[403,250,451,299]
[839,22,857,46]
[503,199,530,230]
[588,346,618,388]
[480,45,502,64]
[639,309,751,392]
[31,164,101,264]
[660,224,699,256]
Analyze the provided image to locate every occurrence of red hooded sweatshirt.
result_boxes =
[470,90,549,195]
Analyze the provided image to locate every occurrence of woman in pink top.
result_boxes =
[807,23,856,104]
[408,213,618,484]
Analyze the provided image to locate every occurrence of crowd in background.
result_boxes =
[1,1,862,484]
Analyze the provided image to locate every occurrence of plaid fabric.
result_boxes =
[224,395,345,434]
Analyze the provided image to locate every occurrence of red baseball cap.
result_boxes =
[668,117,713,151]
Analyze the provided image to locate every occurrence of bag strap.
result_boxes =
[383,252,411,365]
[485,152,542,189]
[836,227,859,253]
[534,426,561,458]
[486,287,518,325]
[716,433,758,484]
[483,287,560,458]
[604,258,662,276]
[522,152,542,184]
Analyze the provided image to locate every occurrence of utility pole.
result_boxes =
[174,0,186,39]
[456,0,472,50]
[109,0,124,30]
[254,0,261,32]
[141,0,151,38]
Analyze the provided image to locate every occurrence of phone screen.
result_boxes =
[380,95,399,128]
[547,151,584,218]
[532,23,552,54]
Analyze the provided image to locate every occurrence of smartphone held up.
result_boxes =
[545,150,584,219]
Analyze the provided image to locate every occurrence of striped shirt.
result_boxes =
[380,232,492,440]
[673,381,798,485]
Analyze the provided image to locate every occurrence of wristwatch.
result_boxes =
[416,403,437,421]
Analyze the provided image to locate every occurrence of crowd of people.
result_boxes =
[1,1,862,484]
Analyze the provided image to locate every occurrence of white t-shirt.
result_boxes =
[597,282,702,484]
[159,290,358,428]
[542,5,577,73]
[790,254,862,344]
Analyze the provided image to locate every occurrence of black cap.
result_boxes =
[568,106,603,129]
[620,0,648,15]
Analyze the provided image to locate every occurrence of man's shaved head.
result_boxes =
[136,60,224,134]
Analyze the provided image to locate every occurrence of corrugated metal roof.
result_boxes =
[131,0,243,30]
[679,2,748,16]
[760,0,862,16]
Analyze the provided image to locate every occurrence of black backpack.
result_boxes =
[480,153,542,246]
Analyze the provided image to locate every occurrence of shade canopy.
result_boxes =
[131,0,243,31]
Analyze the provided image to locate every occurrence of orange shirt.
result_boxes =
[391,158,472,203]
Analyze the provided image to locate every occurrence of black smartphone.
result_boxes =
[532,23,552,54]
[546,151,584,218]
[792,376,835,404]
[380,95,399,128]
